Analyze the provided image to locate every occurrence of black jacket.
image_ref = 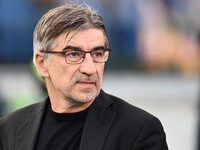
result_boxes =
[0,90,168,150]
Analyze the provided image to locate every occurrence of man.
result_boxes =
[0,3,168,150]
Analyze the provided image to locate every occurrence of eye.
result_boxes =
[66,51,83,58]
[92,50,104,58]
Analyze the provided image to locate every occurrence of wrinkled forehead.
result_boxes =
[65,29,105,44]
[55,29,107,50]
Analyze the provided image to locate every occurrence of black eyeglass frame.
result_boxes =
[40,48,111,64]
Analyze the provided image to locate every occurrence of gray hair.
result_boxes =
[33,3,109,66]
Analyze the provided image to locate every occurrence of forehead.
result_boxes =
[56,29,106,49]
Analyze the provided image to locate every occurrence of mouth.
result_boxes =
[76,81,96,87]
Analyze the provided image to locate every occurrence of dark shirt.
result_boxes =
[35,104,88,150]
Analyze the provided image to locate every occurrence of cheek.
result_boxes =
[60,66,80,82]
[96,64,105,82]
[48,60,79,83]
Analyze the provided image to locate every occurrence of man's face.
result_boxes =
[43,29,106,104]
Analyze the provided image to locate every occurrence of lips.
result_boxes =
[77,81,95,85]
[75,75,98,86]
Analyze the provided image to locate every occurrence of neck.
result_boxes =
[50,99,93,113]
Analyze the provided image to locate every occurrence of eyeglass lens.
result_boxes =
[65,50,109,64]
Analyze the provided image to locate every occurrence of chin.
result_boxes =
[67,87,100,104]
[76,90,99,103]
[77,93,96,103]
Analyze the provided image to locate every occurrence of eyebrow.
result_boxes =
[63,46,81,51]
[63,45,106,51]
[92,46,106,51]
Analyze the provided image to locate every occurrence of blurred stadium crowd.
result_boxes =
[0,0,200,149]
[0,0,199,73]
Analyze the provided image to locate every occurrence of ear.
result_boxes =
[35,51,49,78]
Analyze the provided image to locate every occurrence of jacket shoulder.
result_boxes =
[103,91,155,121]
[0,100,46,128]
[101,91,164,132]
[101,91,168,149]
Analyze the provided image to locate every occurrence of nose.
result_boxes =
[79,53,97,75]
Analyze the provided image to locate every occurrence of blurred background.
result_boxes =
[0,0,200,149]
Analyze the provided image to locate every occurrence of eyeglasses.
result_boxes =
[40,48,111,64]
